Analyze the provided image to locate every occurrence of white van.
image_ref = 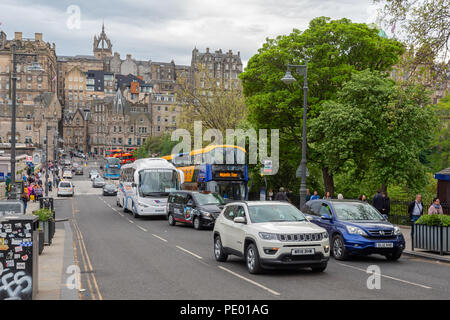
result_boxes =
[117,158,183,218]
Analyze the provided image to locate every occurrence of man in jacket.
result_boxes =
[372,190,383,213]
[274,187,291,203]
[381,192,391,217]
[408,194,424,236]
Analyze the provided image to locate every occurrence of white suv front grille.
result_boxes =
[277,233,323,242]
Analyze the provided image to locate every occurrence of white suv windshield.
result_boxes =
[248,204,307,223]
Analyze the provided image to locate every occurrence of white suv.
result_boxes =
[213,201,330,274]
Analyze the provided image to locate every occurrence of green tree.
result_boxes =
[134,134,178,159]
[309,69,438,194]
[240,17,404,194]
[424,94,450,171]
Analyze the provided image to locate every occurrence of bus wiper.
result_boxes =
[142,192,168,197]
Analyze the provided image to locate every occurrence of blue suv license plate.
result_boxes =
[375,242,394,248]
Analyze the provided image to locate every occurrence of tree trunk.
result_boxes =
[322,167,334,196]
[381,183,387,193]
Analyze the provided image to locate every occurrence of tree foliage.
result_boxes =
[309,69,438,193]
[240,17,405,193]
[134,134,178,159]
[377,0,449,79]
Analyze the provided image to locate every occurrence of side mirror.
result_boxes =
[321,214,332,220]
[234,217,246,224]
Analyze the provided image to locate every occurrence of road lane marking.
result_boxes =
[176,246,203,259]
[128,219,134,224]
[137,225,148,232]
[152,234,168,242]
[218,266,281,296]
[336,262,432,289]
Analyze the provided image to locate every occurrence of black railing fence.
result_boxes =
[248,192,449,226]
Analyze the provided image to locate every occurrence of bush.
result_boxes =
[33,208,54,222]
[415,214,450,227]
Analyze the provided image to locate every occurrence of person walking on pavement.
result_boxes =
[358,194,367,202]
[428,197,443,215]
[20,189,29,213]
[372,190,383,213]
[311,191,320,200]
[268,189,274,201]
[306,189,312,202]
[274,187,290,203]
[337,193,344,200]
[323,191,332,200]
[408,194,424,236]
[381,191,391,217]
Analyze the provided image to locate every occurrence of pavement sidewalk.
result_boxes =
[24,188,78,300]
[399,225,450,263]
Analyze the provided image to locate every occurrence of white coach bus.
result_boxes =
[117,158,182,218]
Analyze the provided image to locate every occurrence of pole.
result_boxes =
[10,43,18,200]
[299,57,308,209]
[45,125,49,197]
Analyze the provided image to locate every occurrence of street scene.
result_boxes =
[0,0,449,307]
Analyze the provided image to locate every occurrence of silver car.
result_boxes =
[57,181,74,197]
[92,177,106,188]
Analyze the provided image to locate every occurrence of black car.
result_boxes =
[103,184,117,196]
[167,191,224,230]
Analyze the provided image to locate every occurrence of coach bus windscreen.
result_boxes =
[139,170,179,197]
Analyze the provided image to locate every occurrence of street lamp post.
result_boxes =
[281,58,308,209]
[9,42,44,200]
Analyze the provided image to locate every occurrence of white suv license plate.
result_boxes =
[375,242,394,248]
[291,248,315,255]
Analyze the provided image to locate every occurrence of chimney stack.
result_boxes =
[35,33,43,42]
[14,32,22,40]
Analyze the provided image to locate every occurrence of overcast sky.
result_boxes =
[0,0,385,67]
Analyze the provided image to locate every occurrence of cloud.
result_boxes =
[0,0,375,67]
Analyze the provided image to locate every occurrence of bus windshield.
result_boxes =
[139,170,179,197]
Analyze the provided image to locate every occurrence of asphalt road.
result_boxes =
[54,162,450,300]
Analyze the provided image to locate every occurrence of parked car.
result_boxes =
[301,200,405,261]
[213,201,330,274]
[57,181,74,197]
[90,170,100,180]
[103,184,117,196]
[92,177,106,188]
[62,169,72,179]
[72,162,80,172]
[167,191,224,230]
[75,166,84,175]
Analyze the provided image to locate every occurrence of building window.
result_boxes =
[128,138,132,145]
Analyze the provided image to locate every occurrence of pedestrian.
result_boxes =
[323,191,332,200]
[337,193,344,200]
[306,189,312,202]
[428,197,443,215]
[30,185,36,202]
[311,191,320,200]
[20,189,29,213]
[372,189,383,213]
[381,191,391,217]
[358,194,367,202]
[268,189,274,201]
[408,194,424,236]
[35,185,43,202]
[274,187,290,202]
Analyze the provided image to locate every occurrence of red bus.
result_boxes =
[112,152,135,165]
[106,149,123,157]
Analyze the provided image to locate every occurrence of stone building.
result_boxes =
[88,90,151,156]
[0,31,57,107]
[62,108,90,153]
[0,92,61,160]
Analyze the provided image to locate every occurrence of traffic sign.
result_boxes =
[263,160,272,174]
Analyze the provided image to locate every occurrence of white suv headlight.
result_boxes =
[394,226,402,235]
[138,202,149,208]
[322,231,329,239]
[346,225,368,236]
[258,232,278,240]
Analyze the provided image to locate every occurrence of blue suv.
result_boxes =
[302,200,405,261]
